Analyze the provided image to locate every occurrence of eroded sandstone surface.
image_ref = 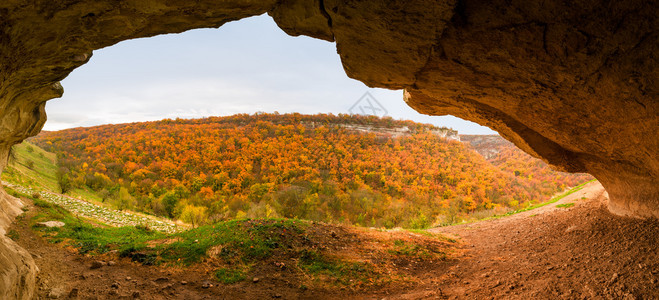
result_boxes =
[0,0,656,297]
[0,188,37,300]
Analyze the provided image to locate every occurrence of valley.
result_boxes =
[28,113,591,229]
[0,114,634,299]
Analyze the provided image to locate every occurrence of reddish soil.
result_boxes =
[10,203,457,299]
[9,181,659,299]
[424,182,659,299]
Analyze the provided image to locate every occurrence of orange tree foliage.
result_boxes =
[31,113,591,228]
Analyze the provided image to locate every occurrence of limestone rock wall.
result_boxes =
[0,0,657,296]
[0,143,37,299]
[0,183,37,299]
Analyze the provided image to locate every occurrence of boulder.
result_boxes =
[36,221,65,228]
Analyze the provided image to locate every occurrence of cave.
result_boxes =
[0,0,656,298]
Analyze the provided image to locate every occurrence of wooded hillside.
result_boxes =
[31,113,591,228]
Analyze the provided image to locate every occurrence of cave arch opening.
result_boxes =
[21,13,545,229]
[0,1,656,298]
[45,14,493,135]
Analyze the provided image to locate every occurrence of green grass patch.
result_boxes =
[2,142,59,192]
[69,187,107,204]
[389,239,425,257]
[298,249,375,286]
[157,219,305,265]
[6,229,19,241]
[30,200,386,287]
[24,191,163,255]
[406,229,457,243]
[214,267,247,284]
[388,239,447,260]
[31,199,164,254]
[32,197,53,208]
[25,197,450,288]
[31,201,306,266]
[3,142,115,208]
[556,203,575,208]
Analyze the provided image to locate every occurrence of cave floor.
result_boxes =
[427,182,659,299]
[9,181,659,299]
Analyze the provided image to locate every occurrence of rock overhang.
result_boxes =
[0,1,657,297]
[1,0,657,215]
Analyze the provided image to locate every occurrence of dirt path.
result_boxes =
[420,181,659,299]
[474,180,606,224]
[8,181,659,299]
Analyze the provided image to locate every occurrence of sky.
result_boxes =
[44,14,495,135]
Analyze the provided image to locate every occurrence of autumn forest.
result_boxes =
[31,113,591,229]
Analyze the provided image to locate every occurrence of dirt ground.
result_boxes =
[10,202,459,299]
[10,181,659,299]
[424,181,659,300]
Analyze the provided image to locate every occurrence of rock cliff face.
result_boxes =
[0,0,656,297]
[335,124,459,140]
[460,135,513,160]
[0,187,37,299]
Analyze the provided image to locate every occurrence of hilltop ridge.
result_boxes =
[460,135,510,159]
